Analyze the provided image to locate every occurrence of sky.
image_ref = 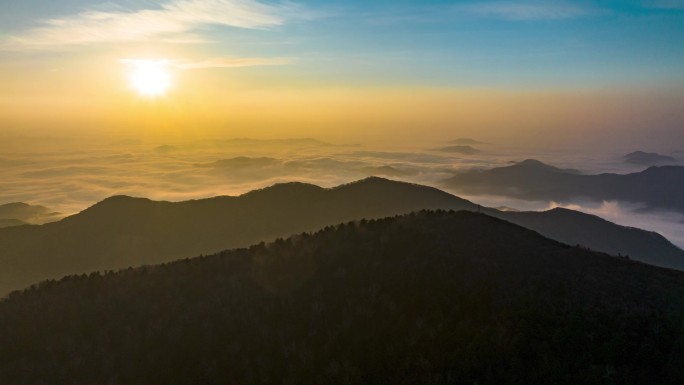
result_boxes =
[1,0,684,246]
[0,0,683,147]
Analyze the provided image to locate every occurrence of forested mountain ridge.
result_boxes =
[1,177,683,295]
[1,211,683,384]
[0,178,472,294]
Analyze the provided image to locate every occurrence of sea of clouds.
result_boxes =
[1,134,682,248]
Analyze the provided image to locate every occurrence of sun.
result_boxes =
[126,60,171,97]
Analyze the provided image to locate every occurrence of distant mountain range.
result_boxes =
[444,159,684,212]
[0,177,682,295]
[1,211,682,384]
[0,202,61,228]
[624,151,677,166]
[450,137,482,145]
[196,156,280,169]
[223,137,342,147]
[430,145,480,155]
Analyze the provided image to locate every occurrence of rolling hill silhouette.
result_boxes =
[1,211,683,384]
[0,177,682,295]
[444,159,684,212]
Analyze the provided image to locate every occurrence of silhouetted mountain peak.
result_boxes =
[544,207,606,221]
[625,151,676,166]
[0,202,31,210]
[431,145,480,155]
[332,176,397,191]
[546,207,576,214]
[514,159,565,171]
[449,137,482,145]
[518,158,546,166]
[346,175,392,185]
[640,165,684,176]
[628,151,653,157]
[242,182,325,199]
[81,195,154,214]
[0,202,62,226]
[334,176,435,193]
[98,195,148,205]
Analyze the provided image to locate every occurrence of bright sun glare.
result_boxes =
[126,59,171,97]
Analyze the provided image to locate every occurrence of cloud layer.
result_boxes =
[0,136,489,216]
[1,135,683,249]
[3,0,296,49]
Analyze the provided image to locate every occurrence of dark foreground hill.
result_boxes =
[1,177,683,295]
[1,211,683,384]
[443,159,684,213]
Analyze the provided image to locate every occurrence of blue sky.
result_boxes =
[2,0,683,88]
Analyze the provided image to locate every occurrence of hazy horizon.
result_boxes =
[1,0,683,149]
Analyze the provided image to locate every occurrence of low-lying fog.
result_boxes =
[1,134,683,248]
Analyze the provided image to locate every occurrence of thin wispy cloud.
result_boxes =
[458,1,602,20]
[2,0,302,49]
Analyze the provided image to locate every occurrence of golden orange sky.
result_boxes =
[2,73,683,150]
[1,0,683,150]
